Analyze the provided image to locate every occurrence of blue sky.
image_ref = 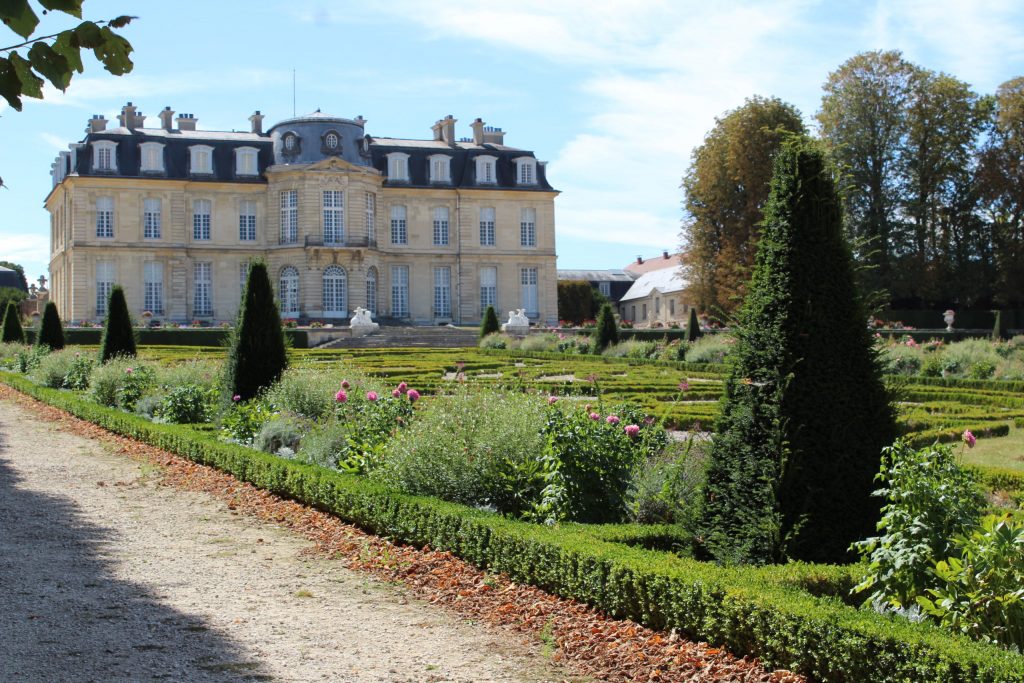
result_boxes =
[2,0,1023,285]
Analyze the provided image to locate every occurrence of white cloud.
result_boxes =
[0,234,49,273]
[39,133,69,151]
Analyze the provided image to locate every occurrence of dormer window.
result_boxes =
[282,133,299,153]
[139,142,164,173]
[91,140,118,173]
[190,145,214,175]
[235,147,258,176]
[387,152,410,182]
[514,157,537,185]
[429,154,451,184]
[325,132,339,149]
[475,155,497,185]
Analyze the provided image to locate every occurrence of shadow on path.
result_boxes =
[0,425,272,682]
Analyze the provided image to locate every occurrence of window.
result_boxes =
[143,198,161,239]
[193,262,212,316]
[390,205,407,245]
[324,132,339,149]
[323,190,344,245]
[391,265,409,318]
[598,281,611,297]
[433,206,449,246]
[514,157,537,185]
[365,193,376,245]
[642,303,648,320]
[387,153,409,182]
[283,133,299,152]
[366,267,378,315]
[235,147,258,176]
[669,299,675,317]
[479,207,495,246]
[92,141,117,172]
[280,190,298,244]
[192,199,211,240]
[433,267,451,317]
[429,154,451,183]
[322,266,347,317]
[279,266,299,316]
[96,262,115,315]
[520,267,538,317]
[655,298,661,315]
[96,197,114,238]
[520,208,536,247]
[480,266,497,316]
[143,261,163,315]
[140,142,164,173]
[239,200,257,241]
[631,305,636,322]
[190,145,213,174]
[475,155,497,184]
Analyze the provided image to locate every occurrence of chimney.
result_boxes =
[88,114,107,133]
[441,115,456,145]
[663,250,670,260]
[482,125,505,145]
[636,256,644,265]
[249,110,265,135]
[431,119,444,141]
[158,106,175,132]
[471,118,485,145]
[175,113,197,131]
[117,102,145,130]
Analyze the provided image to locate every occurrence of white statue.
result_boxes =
[349,306,379,335]
[502,308,530,335]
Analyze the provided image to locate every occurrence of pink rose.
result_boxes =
[232,394,241,402]
[335,389,348,403]
[397,382,408,393]
[589,412,600,421]
[367,391,378,402]
[624,424,640,438]
[547,396,558,405]
[407,389,420,403]
[962,429,976,448]
[125,367,133,374]
[392,389,401,398]
[606,415,620,425]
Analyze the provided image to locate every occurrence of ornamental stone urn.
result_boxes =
[943,309,955,332]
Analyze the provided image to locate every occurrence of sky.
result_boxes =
[2,0,1023,284]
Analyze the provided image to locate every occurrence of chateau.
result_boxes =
[46,103,558,326]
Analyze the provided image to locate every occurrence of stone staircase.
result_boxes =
[317,325,479,349]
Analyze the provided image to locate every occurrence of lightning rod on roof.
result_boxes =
[292,69,296,117]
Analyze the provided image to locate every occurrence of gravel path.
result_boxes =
[0,398,575,683]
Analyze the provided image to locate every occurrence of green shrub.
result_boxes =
[603,339,657,359]
[881,343,922,375]
[592,303,618,353]
[480,305,500,338]
[479,332,511,349]
[155,358,221,393]
[90,358,155,410]
[558,280,599,326]
[134,394,163,420]
[30,348,81,388]
[1,301,24,344]
[254,416,304,456]
[686,307,702,343]
[265,368,339,421]
[37,301,64,351]
[697,138,897,564]
[220,399,274,447]
[298,421,352,470]
[852,440,986,610]
[683,334,733,364]
[969,360,997,380]
[62,352,95,390]
[99,286,136,361]
[225,260,288,401]
[627,437,708,526]
[155,384,219,424]
[519,333,557,353]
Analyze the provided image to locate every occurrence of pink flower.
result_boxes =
[397,382,408,393]
[341,380,350,389]
[407,389,420,403]
[606,414,620,425]
[678,380,690,392]
[589,412,600,421]
[232,394,241,402]
[125,367,134,374]
[547,396,558,405]
[392,388,401,398]
[335,389,348,403]
[963,429,976,448]
[366,391,378,402]
[558,333,566,340]
[624,424,640,438]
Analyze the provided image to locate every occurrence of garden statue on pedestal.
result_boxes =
[943,309,955,332]
[349,307,379,336]
[501,308,530,335]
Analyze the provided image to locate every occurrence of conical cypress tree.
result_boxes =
[480,305,500,338]
[225,261,287,401]
[993,310,1009,342]
[37,301,65,350]
[1,301,24,343]
[696,138,896,565]
[593,303,618,352]
[99,286,136,361]
[686,307,703,342]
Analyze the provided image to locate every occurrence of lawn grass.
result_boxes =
[962,423,1024,472]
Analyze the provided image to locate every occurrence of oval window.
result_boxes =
[284,135,296,151]
[325,132,339,149]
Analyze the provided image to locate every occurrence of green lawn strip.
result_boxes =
[4,372,1023,682]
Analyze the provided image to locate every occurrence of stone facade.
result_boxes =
[46,105,559,326]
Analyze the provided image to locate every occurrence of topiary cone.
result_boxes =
[1,301,25,343]
[225,260,288,401]
[37,301,65,350]
[99,286,136,361]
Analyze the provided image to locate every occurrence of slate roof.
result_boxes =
[619,265,687,303]
[0,267,26,291]
[557,269,636,282]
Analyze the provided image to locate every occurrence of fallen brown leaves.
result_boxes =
[1,385,805,683]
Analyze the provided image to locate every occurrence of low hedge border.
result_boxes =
[21,328,310,348]
[4,372,1023,682]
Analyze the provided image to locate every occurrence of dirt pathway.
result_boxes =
[0,398,576,683]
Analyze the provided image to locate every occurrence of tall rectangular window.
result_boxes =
[96,261,114,315]
[365,192,376,245]
[520,208,536,247]
[479,207,495,246]
[323,190,344,244]
[96,146,113,171]
[280,190,298,244]
[480,266,497,316]
[96,197,114,238]
[143,198,161,239]
[390,205,407,245]
[193,262,212,316]
[391,265,409,318]
[143,261,163,315]
[433,266,451,317]
[520,267,538,317]
[193,199,211,241]
[433,206,449,246]
[239,200,257,241]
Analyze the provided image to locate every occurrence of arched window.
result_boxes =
[322,265,347,317]
[280,266,299,316]
[366,267,378,315]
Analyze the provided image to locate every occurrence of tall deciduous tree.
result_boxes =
[696,138,896,565]
[681,96,805,315]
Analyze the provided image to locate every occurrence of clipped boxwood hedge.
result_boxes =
[4,372,1024,682]
[21,328,310,348]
